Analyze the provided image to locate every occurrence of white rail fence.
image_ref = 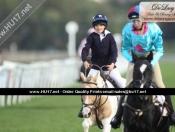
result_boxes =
[0,57,79,108]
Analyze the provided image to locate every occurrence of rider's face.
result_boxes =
[131,19,143,29]
[94,24,106,34]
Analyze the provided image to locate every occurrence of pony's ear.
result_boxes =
[146,51,153,63]
[131,50,138,63]
[80,72,86,82]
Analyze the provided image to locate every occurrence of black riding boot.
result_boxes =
[110,95,125,129]
[164,95,175,125]
[78,107,83,118]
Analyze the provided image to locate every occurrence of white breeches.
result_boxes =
[88,68,125,88]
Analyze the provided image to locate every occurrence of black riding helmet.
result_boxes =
[92,14,108,27]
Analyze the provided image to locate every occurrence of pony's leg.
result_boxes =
[82,119,90,132]
[101,118,112,132]
[121,124,124,132]
[157,117,170,132]
[82,118,94,132]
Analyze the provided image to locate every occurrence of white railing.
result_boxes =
[0,57,79,108]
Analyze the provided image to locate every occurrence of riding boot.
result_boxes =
[110,95,125,129]
[78,107,83,118]
[164,95,175,125]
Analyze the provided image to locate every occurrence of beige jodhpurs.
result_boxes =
[125,52,165,88]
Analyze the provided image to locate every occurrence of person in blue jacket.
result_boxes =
[81,13,125,88]
[110,5,175,129]
[78,13,126,118]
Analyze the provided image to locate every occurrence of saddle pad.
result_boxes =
[157,95,165,105]
[105,80,115,88]
[157,95,168,116]
[160,107,168,116]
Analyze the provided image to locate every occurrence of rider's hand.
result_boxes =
[107,63,114,71]
[84,61,90,69]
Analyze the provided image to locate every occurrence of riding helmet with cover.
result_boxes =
[92,14,108,27]
[128,5,146,19]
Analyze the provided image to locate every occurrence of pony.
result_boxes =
[122,51,170,132]
[122,95,169,132]
[80,70,120,132]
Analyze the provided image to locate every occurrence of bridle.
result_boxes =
[123,95,164,127]
[132,80,146,88]
[81,95,108,129]
[131,60,153,88]
[81,64,113,129]
[83,64,111,88]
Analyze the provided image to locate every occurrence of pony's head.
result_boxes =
[129,51,153,88]
[81,94,100,118]
[132,50,153,64]
[80,72,105,118]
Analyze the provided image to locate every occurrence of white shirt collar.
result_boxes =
[95,30,110,41]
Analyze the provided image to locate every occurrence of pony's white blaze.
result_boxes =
[140,84,144,88]
[82,95,91,118]
[140,64,147,88]
[140,64,147,73]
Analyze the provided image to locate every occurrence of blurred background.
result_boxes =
[0,0,174,88]
[0,0,175,132]
[0,0,174,61]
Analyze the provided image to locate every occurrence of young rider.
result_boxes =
[78,13,125,118]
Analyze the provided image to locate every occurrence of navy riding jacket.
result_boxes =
[81,30,118,71]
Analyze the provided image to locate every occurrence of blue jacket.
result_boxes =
[82,30,118,70]
[122,22,163,66]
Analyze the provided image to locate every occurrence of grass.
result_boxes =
[159,61,175,88]
[0,95,175,132]
[0,61,174,132]
[0,96,114,132]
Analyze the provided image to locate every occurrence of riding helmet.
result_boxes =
[92,14,108,27]
[128,5,146,19]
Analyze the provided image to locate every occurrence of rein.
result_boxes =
[83,81,97,85]
[81,64,114,129]
[123,101,154,116]
[84,64,111,88]
[123,95,163,127]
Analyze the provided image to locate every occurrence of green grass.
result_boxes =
[0,61,174,132]
[0,95,175,132]
[159,61,175,88]
[0,96,118,132]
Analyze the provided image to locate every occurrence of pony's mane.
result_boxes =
[87,73,105,88]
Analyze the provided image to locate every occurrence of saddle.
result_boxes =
[155,96,172,117]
